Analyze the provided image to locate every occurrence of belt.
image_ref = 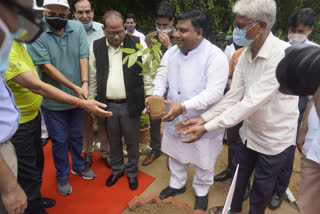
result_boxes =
[106,99,127,104]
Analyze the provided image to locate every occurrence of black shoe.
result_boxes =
[268,192,284,210]
[127,176,138,190]
[42,197,56,208]
[102,156,111,169]
[106,172,124,187]
[159,186,186,200]
[194,194,208,211]
[84,155,92,168]
[243,183,250,201]
[214,168,232,182]
[41,138,49,147]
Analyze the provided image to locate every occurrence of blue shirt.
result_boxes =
[86,21,104,46]
[0,74,20,143]
[27,20,89,111]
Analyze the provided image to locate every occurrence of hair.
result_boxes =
[155,1,175,21]
[102,10,124,27]
[289,8,317,29]
[125,13,136,22]
[233,0,276,30]
[176,9,207,37]
[71,0,92,12]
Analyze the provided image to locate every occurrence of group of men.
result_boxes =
[0,0,320,214]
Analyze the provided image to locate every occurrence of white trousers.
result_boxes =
[169,156,215,197]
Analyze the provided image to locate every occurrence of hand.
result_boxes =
[74,86,86,99]
[1,183,27,214]
[175,116,206,134]
[296,138,304,153]
[81,83,89,100]
[181,125,207,143]
[162,101,183,122]
[79,99,113,118]
[158,32,171,49]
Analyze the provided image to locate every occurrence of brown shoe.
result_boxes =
[142,153,160,166]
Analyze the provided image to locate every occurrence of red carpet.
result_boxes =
[41,141,155,214]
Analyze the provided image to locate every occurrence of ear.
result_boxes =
[258,20,267,33]
[309,26,314,35]
[197,28,204,38]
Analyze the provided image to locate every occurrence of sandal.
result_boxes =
[208,206,224,214]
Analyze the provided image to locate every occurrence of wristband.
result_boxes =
[82,80,89,84]
[75,98,80,108]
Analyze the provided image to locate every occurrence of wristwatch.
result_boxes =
[82,80,89,84]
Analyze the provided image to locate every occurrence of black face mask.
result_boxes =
[45,16,68,30]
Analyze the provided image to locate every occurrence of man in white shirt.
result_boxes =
[88,10,149,191]
[176,0,299,213]
[72,0,110,169]
[124,13,145,41]
[149,9,228,211]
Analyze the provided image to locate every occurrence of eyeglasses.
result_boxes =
[106,30,125,37]
[233,20,260,31]
[44,9,69,19]
[2,0,47,43]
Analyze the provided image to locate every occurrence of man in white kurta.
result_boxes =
[150,9,228,211]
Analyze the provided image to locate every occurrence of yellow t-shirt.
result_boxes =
[5,41,42,124]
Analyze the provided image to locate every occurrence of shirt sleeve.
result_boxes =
[5,43,33,81]
[152,50,168,97]
[88,43,97,100]
[79,26,89,59]
[26,37,51,66]
[183,52,228,111]
[203,60,280,132]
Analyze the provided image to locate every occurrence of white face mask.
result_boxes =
[0,18,15,73]
[288,33,308,45]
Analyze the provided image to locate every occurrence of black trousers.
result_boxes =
[10,114,46,214]
[226,122,243,169]
[149,118,161,154]
[105,102,140,177]
[230,138,295,214]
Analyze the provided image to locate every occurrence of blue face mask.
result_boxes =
[156,27,171,34]
[83,20,93,30]
[0,18,15,73]
[232,22,259,47]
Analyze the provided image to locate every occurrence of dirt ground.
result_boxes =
[122,138,301,214]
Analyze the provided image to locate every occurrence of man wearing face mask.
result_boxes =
[124,13,145,41]
[0,0,46,213]
[267,7,320,210]
[72,0,111,170]
[176,0,299,213]
[288,8,319,47]
[27,0,95,196]
[142,1,177,167]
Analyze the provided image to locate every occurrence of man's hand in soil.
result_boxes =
[162,101,183,122]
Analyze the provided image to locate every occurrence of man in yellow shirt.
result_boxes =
[5,41,112,213]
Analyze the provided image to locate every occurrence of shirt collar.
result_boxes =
[105,38,124,49]
[91,21,101,32]
[245,32,275,62]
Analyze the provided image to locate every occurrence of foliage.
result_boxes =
[65,0,320,46]
[122,39,164,91]
[140,112,150,129]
